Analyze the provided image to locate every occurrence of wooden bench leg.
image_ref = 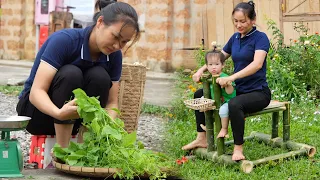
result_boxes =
[272,112,279,138]
[283,103,290,142]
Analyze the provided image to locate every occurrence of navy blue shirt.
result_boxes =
[19,26,122,98]
[223,27,270,94]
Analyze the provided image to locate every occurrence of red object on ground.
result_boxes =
[29,135,78,169]
[29,135,46,169]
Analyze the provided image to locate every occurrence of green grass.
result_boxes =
[145,71,320,180]
[0,85,23,96]
[141,103,169,115]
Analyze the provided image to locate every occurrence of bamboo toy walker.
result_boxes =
[184,74,316,173]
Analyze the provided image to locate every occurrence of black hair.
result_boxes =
[205,45,225,65]
[93,1,140,50]
[94,0,117,12]
[232,1,256,20]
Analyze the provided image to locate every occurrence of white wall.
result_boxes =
[64,0,95,15]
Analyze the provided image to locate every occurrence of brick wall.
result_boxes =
[121,0,207,72]
[0,0,36,60]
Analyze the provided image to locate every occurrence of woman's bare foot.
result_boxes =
[182,139,207,150]
[182,132,207,150]
[232,145,245,161]
[217,128,228,138]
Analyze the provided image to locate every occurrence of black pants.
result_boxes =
[194,87,271,145]
[16,65,112,135]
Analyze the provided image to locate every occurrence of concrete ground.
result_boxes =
[0,59,178,180]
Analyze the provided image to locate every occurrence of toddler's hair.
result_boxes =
[205,45,225,65]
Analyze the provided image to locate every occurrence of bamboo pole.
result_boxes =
[241,149,307,173]
[283,103,290,141]
[245,107,286,117]
[203,80,215,152]
[194,148,236,165]
[250,132,316,157]
[272,112,279,138]
[212,76,224,155]
[224,135,255,146]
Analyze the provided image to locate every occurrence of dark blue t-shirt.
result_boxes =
[223,27,270,94]
[19,26,122,98]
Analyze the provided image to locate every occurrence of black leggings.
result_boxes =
[16,65,112,135]
[194,87,271,145]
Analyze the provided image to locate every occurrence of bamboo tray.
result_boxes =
[52,158,177,178]
[184,98,215,111]
[52,159,120,178]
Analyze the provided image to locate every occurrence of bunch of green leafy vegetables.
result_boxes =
[53,88,172,179]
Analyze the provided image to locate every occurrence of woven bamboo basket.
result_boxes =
[52,158,176,178]
[52,159,120,178]
[118,63,147,133]
[184,98,215,111]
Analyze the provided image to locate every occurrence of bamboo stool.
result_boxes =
[184,74,316,173]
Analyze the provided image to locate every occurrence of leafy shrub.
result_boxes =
[266,19,320,100]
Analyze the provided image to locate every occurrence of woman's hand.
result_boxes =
[57,99,79,120]
[216,76,234,88]
[192,71,203,83]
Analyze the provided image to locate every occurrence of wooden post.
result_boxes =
[279,0,284,35]
[203,80,215,152]
[283,103,290,141]
[272,112,279,138]
[212,75,224,155]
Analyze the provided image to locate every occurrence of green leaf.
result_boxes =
[137,141,145,149]
[82,112,95,124]
[62,147,73,154]
[102,125,122,140]
[122,131,137,147]
[91,118,101,135]
[53,144,66,154]
[83,132,91,142]
[66,158,78,166]
[73,161,85,166]
[114,118,125,128]
[68,154,83,161]
[53,147,67,161]
[75,149,86,156]
[88,96,100,106]
[110,108,121,115]
[120,149,129,158]
[68,141,80,152]
[83,105,97,112]
[88,147,100,154]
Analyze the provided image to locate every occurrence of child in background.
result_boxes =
[182,46,236,150]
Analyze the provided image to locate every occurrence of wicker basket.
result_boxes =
[118,63,147,133]
[184,98,215,111]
